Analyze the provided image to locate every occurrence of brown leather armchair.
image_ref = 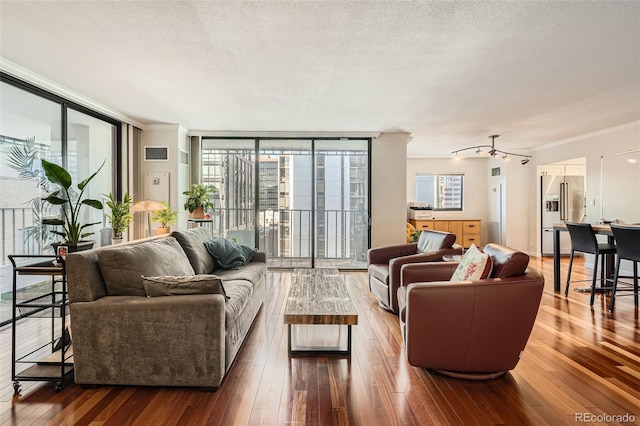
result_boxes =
[397,243,544,379]
[367,230,461,313]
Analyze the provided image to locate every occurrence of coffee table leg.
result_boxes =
[347,325,352,355]
[288,324,292,354]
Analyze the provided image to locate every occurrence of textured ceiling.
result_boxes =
[1,1,639,157]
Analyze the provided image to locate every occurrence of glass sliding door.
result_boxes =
[200,137,370,269]
[201,139,256,246]
[0,81,62,264]
[314,140,369,269]
[0,77,120,326]
[67,108,116,247]
[258,140,313,268]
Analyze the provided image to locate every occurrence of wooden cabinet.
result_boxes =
[410,219,435,231]
[409,219,481,248]
[462,220,481,247]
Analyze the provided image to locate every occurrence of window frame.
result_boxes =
[414,173,464,212]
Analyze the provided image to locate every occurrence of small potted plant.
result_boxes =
[152,201,178,235]
[41,159,104,252]
[183,183,217,219]
[105,192,133,244]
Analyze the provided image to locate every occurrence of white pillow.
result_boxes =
[450,244,493,282]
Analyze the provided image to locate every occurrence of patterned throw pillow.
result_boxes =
[142,275,227,298]
[450,244,493,282]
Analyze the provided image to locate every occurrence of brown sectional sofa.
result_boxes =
[66,227,266,390]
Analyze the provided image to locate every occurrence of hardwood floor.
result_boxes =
[1,256,639,425]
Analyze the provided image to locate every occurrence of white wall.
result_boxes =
[499,158,532,252]
[371,133,410,248]
[139,124,186,236]
[407,157,490,245]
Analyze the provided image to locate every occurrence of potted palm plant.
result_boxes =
[41,159,104,251]
[152,201,178,235]
[105,192,133,244]
[183,183,217,219]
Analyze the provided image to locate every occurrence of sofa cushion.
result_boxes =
[171,228,216,275]
[142,275,227,298]
[450,244,493,282]
[223,279,254,324]
[417,230,456,253]
[98,238,195,296]
[213,262,266,288]
[204,238,256,270]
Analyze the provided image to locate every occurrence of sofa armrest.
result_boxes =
[70,295,226,387]
[367,243,418,265]
[400,262,458,286]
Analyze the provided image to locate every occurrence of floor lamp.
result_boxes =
[132,200,166,238]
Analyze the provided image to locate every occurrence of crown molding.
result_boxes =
[0,58,146,128]
[187,130,380,139]
[533,120,640,152]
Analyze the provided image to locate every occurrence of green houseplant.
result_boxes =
[105,192,133,243]
[7,136,55,251]
[41,159,104,248]
[152,201,178,235]
[183,183,217,219]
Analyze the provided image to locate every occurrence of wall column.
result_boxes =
[371,132,411,248]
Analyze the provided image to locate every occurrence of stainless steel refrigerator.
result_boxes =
[541,175,586,256]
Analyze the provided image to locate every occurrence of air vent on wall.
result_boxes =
[144,146,169,161]
[491,167,501,176]
[180,150,189,165]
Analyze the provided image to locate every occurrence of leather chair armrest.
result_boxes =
[367,243,418,265]
[400,262,458,286]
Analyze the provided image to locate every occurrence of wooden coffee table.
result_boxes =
[284,268,358,355]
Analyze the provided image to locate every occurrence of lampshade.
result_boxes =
[132,199,166,238]
[132,199,166,212]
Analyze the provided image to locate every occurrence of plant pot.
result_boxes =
[191,206,205,219]
[156,227,171,235]
[111,238,123,245]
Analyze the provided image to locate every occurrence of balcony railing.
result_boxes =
[212,207,368,269]
[1,206,369,268]
[1,207,40,266]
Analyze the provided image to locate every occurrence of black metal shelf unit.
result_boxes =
[8,254,73,393]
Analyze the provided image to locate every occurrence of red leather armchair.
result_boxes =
[367,230,461,313]
[397,243,544,379]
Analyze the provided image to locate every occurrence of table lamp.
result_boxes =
[132,199,166,238]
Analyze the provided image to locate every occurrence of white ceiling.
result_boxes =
[1,1,639,158]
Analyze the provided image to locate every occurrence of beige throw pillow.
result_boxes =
[450,244,493,282]
[142,274,227,298]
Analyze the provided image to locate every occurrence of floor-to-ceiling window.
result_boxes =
[201,137,370,269]
[0,74,121,325]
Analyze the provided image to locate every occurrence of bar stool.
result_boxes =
[608,224,640,312]
[564,222,617,305]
